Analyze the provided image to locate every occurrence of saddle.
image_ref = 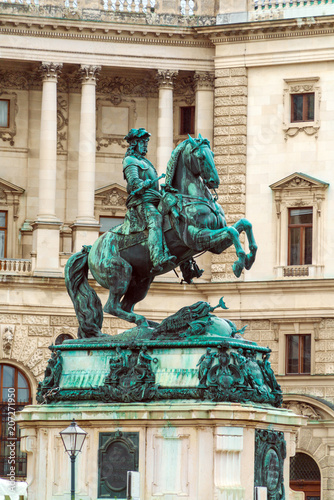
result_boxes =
[110,191,180,251]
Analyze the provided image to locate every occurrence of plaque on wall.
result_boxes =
[98,430,139,499]
[254,429,286,500]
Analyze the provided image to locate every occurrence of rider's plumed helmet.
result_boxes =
[124,128,151,144]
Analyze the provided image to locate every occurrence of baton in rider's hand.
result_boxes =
[130,173,166,197]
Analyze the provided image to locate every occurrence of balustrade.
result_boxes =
[0,258,32,275]
[1,0,334,17]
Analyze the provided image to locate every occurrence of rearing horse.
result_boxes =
[65,135,257,337]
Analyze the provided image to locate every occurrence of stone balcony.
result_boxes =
[0,258,32,276]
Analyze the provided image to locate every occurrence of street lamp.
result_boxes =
[60,418,87,500]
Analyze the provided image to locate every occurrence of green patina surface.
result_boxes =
[255,429,286,499]
[44,131,278,409]
[37,300,282,408]
[64,130,258,336]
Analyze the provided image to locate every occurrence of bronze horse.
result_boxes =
[65,135,257,337]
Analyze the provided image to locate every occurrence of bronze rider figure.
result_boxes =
[123,128,176,273]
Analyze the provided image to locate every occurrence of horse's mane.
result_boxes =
[164,139,189,188]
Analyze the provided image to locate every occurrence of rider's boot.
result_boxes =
[148,227,176,273]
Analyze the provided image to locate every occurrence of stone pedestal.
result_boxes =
[31,221,62,276]
[18,402,303,500]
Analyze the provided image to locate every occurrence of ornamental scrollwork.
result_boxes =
[57,95,68,153]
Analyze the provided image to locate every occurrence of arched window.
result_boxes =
[55,333,74,345]
[290,452,321,500]
[0,364,31,479]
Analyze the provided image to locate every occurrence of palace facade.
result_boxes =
[0,0,334,498]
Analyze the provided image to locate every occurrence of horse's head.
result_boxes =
[187,134,219,190]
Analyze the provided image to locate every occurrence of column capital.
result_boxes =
[156,69,178,89]
[40,62,63,82]
[194,71,215,91]
[79,65,101,84]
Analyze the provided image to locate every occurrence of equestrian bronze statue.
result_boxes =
[65,129,257,338]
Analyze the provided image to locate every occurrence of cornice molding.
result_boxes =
[201,16,334,44]
[0,20,213,48]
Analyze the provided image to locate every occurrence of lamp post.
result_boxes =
[60,418,87,500]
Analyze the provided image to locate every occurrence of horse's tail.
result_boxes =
[65,245,103,338]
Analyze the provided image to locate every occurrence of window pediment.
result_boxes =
[95,183,127,217]
[270,172,329,192]
[0,178,24,219]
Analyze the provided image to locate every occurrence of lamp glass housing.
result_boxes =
[60,419,87,457]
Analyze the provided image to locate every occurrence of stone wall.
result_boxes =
[212,67,248,281]
[0,312,129,395]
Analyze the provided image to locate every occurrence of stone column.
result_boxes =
[32,62,63,276]
[156,70,178,176]
[194,71,215,145]
[71,65,101,252]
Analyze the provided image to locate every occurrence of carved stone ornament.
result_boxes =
[174,75,195,105]
[95,183,128,212]
[79,65,101,83]
[40,62,63,82]
[193,71,215,91]
[0,69,30,91]
[156,69,178,89]
[97,74,158,98]
[2,326,14,355]
[284,125,319,139]
[102,189,127,207]
[283,401,323,420]
[57,95,68,153]
[254,429,286,500]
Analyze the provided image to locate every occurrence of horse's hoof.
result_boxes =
[245,254,255,270]
[232,261,243,278]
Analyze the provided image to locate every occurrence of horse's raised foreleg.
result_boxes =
[187,225,246,278]
[233,218,258,270]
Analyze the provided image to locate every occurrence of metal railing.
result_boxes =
[0,259,32,276]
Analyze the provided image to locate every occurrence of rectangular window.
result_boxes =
[180,106,195,135]
[0,100,9,128]
[288,208,312,266]
[99,216,124,236]
[291,93,315,122]
[286,334,311,374]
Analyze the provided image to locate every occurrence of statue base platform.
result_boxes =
[37,313,282,407]
[17,401,304,500]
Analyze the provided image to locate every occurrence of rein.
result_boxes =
[177,193,221,218]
